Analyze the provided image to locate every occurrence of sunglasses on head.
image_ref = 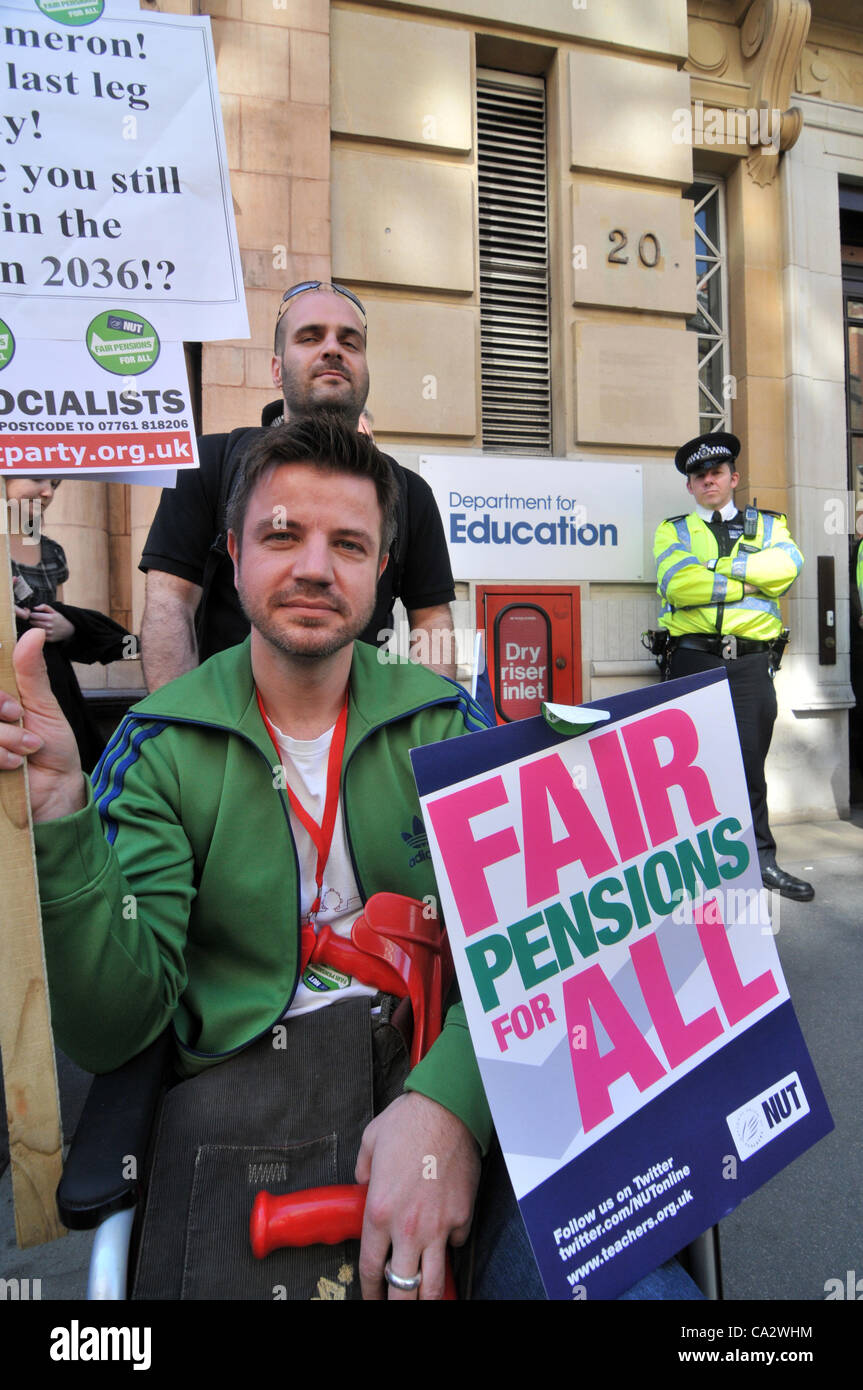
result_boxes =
[276,281,367,328]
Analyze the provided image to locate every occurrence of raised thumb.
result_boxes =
[11,628,60,718]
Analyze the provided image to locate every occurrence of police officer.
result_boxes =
[653,431,813,902]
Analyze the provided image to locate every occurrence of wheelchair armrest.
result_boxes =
[57,1031,173,1230]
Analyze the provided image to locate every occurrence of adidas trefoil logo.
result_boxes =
[401,815,431,868]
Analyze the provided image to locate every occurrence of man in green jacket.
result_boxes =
[0,416,519,1301]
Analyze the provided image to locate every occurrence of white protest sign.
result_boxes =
[4,2,143,15]
[411,671,833,1298]
[0,4,248,341]
[419,454,644,582]
[0,306,197,473]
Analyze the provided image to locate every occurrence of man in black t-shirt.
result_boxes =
[140,283,456,689]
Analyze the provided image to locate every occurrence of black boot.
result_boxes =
[761,860,814,902]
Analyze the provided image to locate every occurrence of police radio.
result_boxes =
[744,501,758,539]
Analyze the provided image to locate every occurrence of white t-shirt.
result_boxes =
[269,719,377,1018]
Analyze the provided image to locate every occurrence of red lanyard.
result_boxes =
[256,689,349,925]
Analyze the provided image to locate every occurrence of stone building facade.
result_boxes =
[48,0,863,826]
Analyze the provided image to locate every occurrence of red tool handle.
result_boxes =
[311,924,407,998]
[251,1185,366,1257]
[250,1185,456,1298]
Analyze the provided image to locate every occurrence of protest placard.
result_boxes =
[0,0,243,1249]
[0,308,197,475]
[0,3,247,342]
[412,669,833,1299]
[0,495,65,1248]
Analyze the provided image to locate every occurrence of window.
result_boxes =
[844,282,863,503]
[685,179,730,434]
[840,191,863,502]
[477,71,551,453]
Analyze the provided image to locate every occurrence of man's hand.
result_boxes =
[140,570,202,691]
[355,1091,481,1300]
[0,628,86,821]
[25,604,76,643]
[408,603,456,679]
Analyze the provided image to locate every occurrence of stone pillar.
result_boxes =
[131,484,163,644]
[45,480,110,691]
[725,162,788,514]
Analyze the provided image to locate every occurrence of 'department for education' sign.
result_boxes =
[419,455,644,582]
[411,671,832,1299]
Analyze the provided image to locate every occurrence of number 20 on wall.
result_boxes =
[607,229,661,268]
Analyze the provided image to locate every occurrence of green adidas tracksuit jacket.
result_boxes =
[35,639,494,1150]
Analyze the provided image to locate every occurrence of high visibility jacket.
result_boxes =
[653,510,803,640]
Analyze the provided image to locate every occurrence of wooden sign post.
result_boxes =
[0,478,65,1247]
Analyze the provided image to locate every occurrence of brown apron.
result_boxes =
[133,999,409,1300]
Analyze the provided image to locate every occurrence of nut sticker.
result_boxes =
[0,319,15,372]
[86,312,160,376]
